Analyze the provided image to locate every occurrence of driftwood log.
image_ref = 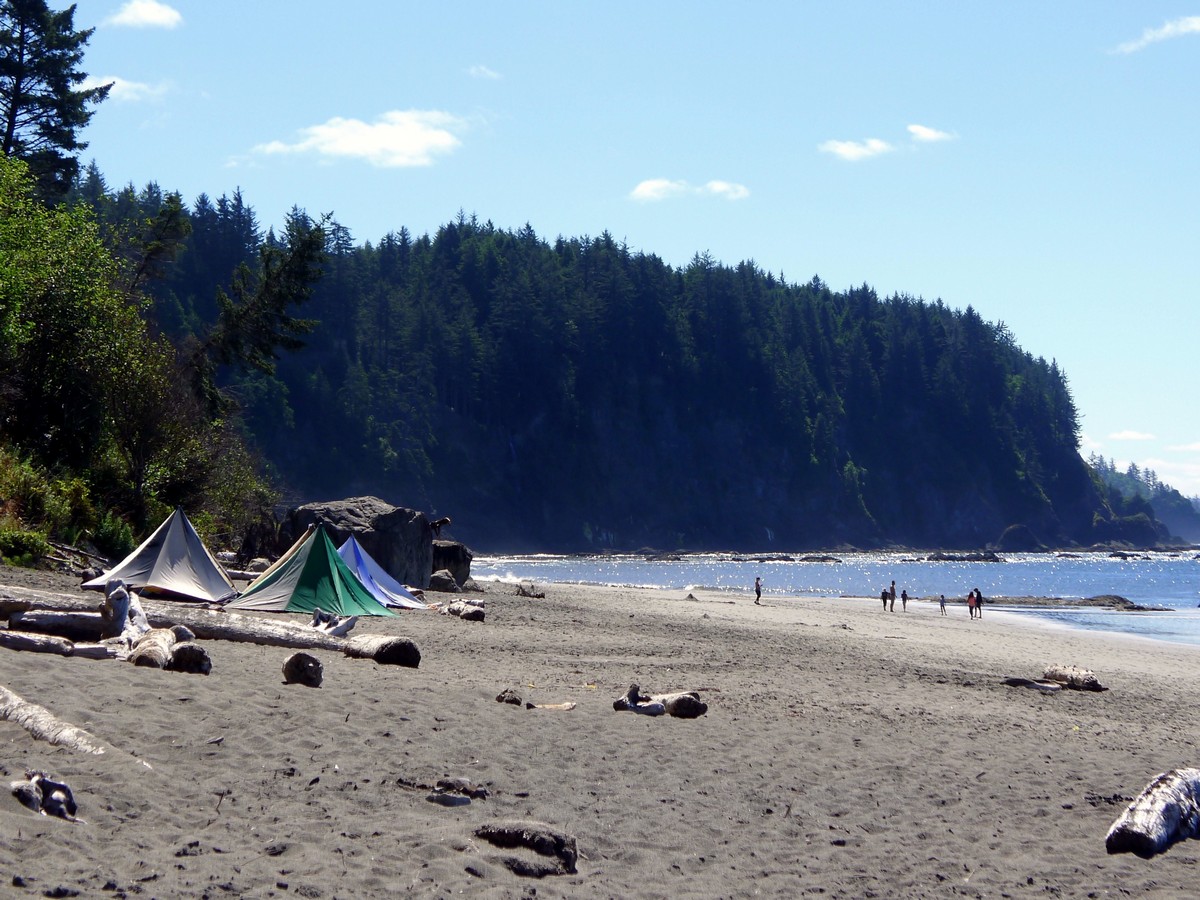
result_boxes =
[1106,768,1200,857]
[0,685,108,755]
[0,584,420,668]
[127,625,211,673]
[8,610,105,642]
[612,684,708,718]
[0,629,120,660]
[445,599,485,622]
[1043,664,1108,692]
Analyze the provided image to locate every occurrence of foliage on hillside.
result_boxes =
[74,178,1149,551]
[1089,454,1200,543]
[0,156,278,557]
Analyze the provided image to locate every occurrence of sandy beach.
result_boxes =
[2,567,1200,898]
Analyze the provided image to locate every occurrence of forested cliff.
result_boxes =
[73,176,1150,552]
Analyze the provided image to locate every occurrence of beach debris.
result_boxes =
[1003,677,1062,693]
[444,598,486,622]
[282,651,323,687]
[612,683,708,718]
[127,625,212,674]
[1106,768,1200,857]
[10,770,83,822]
[496,688,523,705]
[1042,664,1107,692]
[309,608,357,637]
[474,820,578,877]
[515,581,544,599]
[0,684,108,755]
[525,701,576,711]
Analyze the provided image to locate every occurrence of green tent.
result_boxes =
[226,524,395,617]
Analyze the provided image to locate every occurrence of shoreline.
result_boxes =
[5,568,1200,896]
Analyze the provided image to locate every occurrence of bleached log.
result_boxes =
[128,627,178,668]
[613,684,708,718]
[343,634,421,668]
[8,610,103,642]
[1106,768,1200,857]
[0,585,421,667]
[0,630,75,656]
[0,685,108,755]
[1043,664,1107,692]
[70,642,121,661]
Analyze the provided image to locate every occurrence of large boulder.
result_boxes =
[281,497,434,589]
[433,540,474,588]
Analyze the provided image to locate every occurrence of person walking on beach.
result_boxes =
[754,576,762,605]
[900,589,909,611]
[881,588,889,611]
[939,594,947,615]
[889,580,897,612]
[974,588,984,619]
[967,589,977,619]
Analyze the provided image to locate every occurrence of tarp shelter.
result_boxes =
[227,524,396,617]
[337,535,429,610]
[82,507,237,603]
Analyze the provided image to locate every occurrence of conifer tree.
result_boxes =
[0,0,109,201]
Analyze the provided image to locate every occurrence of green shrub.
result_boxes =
[0,528,51,566]
[93,511,134,559]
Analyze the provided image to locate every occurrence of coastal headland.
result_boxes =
[2,566,1199,897]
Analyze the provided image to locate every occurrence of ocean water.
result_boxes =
[473,550,1200,647]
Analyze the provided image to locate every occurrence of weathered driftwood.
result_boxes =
[0,584,420,667]
[1106,768,1200,857]
[8,610,104,642]
[1003,677,1062,693]
[1043,664,1107,692]
[612,683,708,718]
[342,634,421,667]
[282,651,324,687]
[100,580,149,641]
[0,685,108,755]
[0,629,76,656]
[445,599,485,622]
[128,625,210,673]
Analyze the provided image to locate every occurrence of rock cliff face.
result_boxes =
[281,496,433,588]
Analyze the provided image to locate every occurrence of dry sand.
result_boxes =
[2,567,1200,898]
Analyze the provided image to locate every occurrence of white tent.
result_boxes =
[82,508,237,603]
[337,534,429,610]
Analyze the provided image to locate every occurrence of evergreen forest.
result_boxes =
[60,169,1192,552]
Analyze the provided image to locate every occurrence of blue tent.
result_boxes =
[337,535,429,610]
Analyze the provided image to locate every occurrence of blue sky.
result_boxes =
[75,3,1200,495]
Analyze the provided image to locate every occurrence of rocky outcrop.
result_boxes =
[282,496,433,589]
[433,540,474,589]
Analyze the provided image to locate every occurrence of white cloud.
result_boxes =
[103,0,182,28]
[83,75,169,102]
[254,110,466,167]
[1109,430,1156,441]
[702,180,750,200]
[1080,432,1103,453]
[907,124,955,143]
[817,138,893,161]
[468,65,501,80]
[1115,16,1200,54]
[630,178,749,202]
[1167,442,1200,452]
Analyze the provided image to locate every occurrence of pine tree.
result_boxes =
[0,0,110,201]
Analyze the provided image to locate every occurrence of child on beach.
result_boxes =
[968,589,977,619]
[754,576,762,605]
[901,589,908,611]
[939,594,947,615]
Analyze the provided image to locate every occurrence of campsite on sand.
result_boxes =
[4,563,1200,896]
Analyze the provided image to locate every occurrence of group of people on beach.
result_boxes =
[879,580,985,618]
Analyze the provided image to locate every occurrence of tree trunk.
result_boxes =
[8,610,103,642]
